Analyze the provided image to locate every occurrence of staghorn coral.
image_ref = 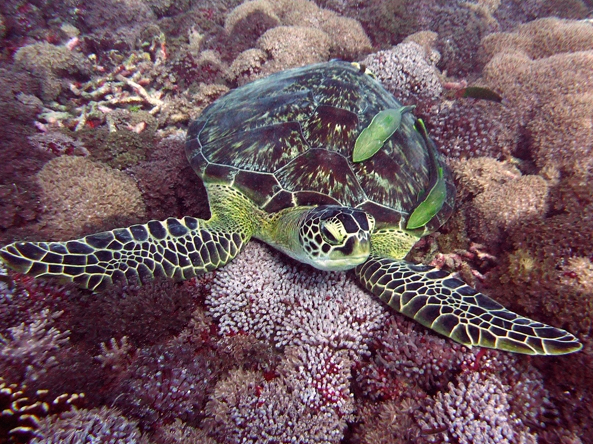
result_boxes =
[35,156,146,239]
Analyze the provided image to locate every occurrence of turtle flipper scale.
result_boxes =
[356,256,582,355]
[0,216,250,291]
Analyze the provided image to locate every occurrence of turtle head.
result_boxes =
[298,206,374,271]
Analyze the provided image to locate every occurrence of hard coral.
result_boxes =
[30,406,148,444]
[463,164,549,248]
[114,337,222,429]
[480,17,593,61]
[256,26,331,76]
[479,21,593,172]
[205,348,352,444]
[132,134,210,221]
[36,156,146,239]
[417,370,537,444]
[225,0,370,83]
[425,99,519,160]
[361,42,442,102]
[203,241,386,442]
[205,241,387,358]
[67,277,195,348]
[14,42,91,101]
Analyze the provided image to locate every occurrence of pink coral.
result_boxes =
[205,347,353,444]
[205,242,387,358]
[416,370,537,444]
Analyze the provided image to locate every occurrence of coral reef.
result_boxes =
[416,370,537,443]
[0,2,592,443]
[14,42,91,101]
[361,41,442,102]
[205,242,387,358]
[225,0,371,84]
[30,406,148,444]
[479,18,593,172]
[35,156,146,239]
[451,158,549,248]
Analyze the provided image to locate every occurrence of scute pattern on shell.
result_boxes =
[186,61,455,232]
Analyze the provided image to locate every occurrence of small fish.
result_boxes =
[455,86,502,103]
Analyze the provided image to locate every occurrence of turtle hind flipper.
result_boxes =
[0,216,251,291]
[356,256,582,355]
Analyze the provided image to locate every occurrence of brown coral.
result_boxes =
[14,42,91,101]
[480,17,593,62]
[225,0,370,84]
[36,156,146,239]
[478,18,593,183]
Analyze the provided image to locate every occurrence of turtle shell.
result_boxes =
[186,61,455,233]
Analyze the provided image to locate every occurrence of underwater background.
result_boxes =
[1,0,593,442]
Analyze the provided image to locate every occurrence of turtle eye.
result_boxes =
[320,221,345,245]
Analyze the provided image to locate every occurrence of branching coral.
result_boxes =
[416,370,537,444]
[67,277,195,348]
[205,347,353,444]
[113,336,222,429]
[201,241,387,442]
[205,242,387,358]
[0,309,70,384]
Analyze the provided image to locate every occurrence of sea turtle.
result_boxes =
[0,61,581,355]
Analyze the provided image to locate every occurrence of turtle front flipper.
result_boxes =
[356,256,582,355]
[0,216,250,291]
